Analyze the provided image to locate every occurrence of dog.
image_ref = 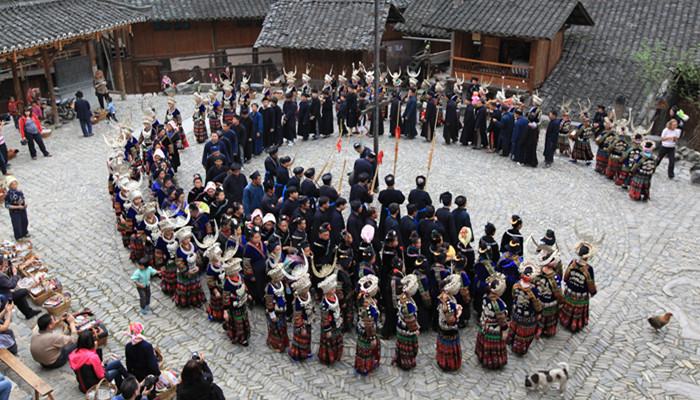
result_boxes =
[524,362,570,397]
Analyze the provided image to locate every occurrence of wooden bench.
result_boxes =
[0,348,55,400]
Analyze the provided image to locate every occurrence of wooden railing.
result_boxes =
[452,56,532,92]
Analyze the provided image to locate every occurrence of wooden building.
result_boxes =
[123,0,277,92]
[254,0,404,81]
[0,0,145,121]
[416,0,593,92]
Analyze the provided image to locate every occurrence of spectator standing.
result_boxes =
[243,171,264,217]
[7,97,20,128]
[0,121,9,175]
[19,108,51,159]
[74,91,93,137]
[30,313,78,368]
[658,119,681,179]
[4,177,31,240]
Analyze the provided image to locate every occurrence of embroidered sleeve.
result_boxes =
[361,301,377,338]
[265,284,275,314]
[494,299,508,329]
[418,278,431,307]
[206,273,217,291]
[551,277,565,303]
[154,249,165,267]
[293,299,304,329]
[459,273,470,303]
[222,285,231,307]
[585,267,597,296]
[321,303,332,332]
[242,257,253,276]
[175,257,186,273]
[403,303,419,333]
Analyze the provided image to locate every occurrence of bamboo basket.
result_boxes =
[85,378,118,400]
[155,365,179,400]
[43,293,71,316]
[154,347,164,370]
[28,282,54,305]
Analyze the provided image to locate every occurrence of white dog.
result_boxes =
[524,362,570,397]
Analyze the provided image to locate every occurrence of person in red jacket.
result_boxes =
[68,331,128,393]
[7,97,20,128]
[18,108,51,160]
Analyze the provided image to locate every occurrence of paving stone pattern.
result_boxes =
[1,93,699,400]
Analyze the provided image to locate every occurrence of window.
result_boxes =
[153,21,171,31]
[174,21,191,30]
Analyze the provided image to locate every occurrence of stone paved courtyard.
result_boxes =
[1,93,699,399]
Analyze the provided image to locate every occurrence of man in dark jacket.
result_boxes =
[511,109,528,162]
[377,174,405,236]
[318,173,339,203]
[389,90,401,137]
[351,153,374,186]
[399,203,418,250]
[261,181,281,218]
[231,114,247,166]
[544,110,561,167]
[435,191,457,246]
[271,97,283,146]
[320,89,334,137]
[264,146,280,184]
[222,163,247,204]
[346,200,364,254]
[346,86,358,134]
[473,99,487,149]
[240,108,254,162]
[261,97,275,150]
[443,95,459,144]
[383,203,402,247]
[417,206,444,257]
[310,196,331,241]
[309,89,321,139]
[460,102,475,146]
[407,175,432,222]
[498,107,514,157]
[282,93,297,145]
[402,88,417,139]
[452,195,472,234]
[329,198,347,247]
[297,93,310,141]
[420,90,437,141]
[487,102,502,152]
[74,91,92,137]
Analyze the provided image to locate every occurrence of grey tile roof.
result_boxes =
[539,0,700,121]
[122,0,276,21]
[393,0,451,39]
[390,0,413,11]
[255,0,403,51]
[0,0,147,56]
[426,0,593,41]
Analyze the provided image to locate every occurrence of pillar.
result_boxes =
[41,47,59,126]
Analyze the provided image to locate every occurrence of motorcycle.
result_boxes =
[40,96,76,122]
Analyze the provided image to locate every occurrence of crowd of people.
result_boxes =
[103,75,603,377]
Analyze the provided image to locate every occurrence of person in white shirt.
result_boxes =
[658,119,681,179]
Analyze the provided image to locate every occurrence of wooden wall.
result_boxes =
[546,29,565,76]
[529,39,550,87]
[282,49,367,80]
[481,36,500,62]
[132,20,261,59]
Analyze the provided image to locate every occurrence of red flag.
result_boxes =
[377,151,384,164]
[336,139,342,153]
[394,126,401,139]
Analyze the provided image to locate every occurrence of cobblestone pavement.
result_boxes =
[1,93,699,400]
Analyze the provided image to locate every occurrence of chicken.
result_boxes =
[648,313,673,330]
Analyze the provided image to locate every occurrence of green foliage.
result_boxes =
[632,41,700,106]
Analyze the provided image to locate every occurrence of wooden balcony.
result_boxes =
[452,56,533,93]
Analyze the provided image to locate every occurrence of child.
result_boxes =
[105,96,118,122]
[131,257,160,314]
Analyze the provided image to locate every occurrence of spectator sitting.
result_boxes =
[0,295,17,355]
[0,372,11,400]
[69,330,129,393]
[112,376,153,400]
[0,254,41,319]
[124,322,160,381]
[30,313,78,368]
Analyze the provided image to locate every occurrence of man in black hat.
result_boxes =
[407,175,432,222]
[205,154,228,184]
[443,94,459,145]
[377,174,405,236]
[467,77,480,97]
[486,101,502,153]
[319,173,338,203]
[300,168,319,208]
[347,200,364,254]
[292,196,313,234]
[346,85,359,135]
[473,99,487,149]
[220,120,239,161]
[311,222,333,266]
[282,92,297,146]
[399,203,418,250]
[287,166,304,195]
[403,88,418,139]
[202,131,230,167]
[436,191,457,246]
[275,156,291,198]
[242,170,264,217]
[240,107,254,162]
[353,142,372,159]
[264,146,280,184]
[310,89,321,140]
[383,203,401,247]
[320,89,334,137]
[510,108,527,161]
[223,163,247,204]
[544,110,561,167]
[420,90,437,141]
[452,195,473,235]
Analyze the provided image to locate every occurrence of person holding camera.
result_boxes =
[30,313,78,368]
[18,107,51,160]
[112,376,153,400]
[0,295,17,355]
[176,353,224,400]
[69,330,129,393]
